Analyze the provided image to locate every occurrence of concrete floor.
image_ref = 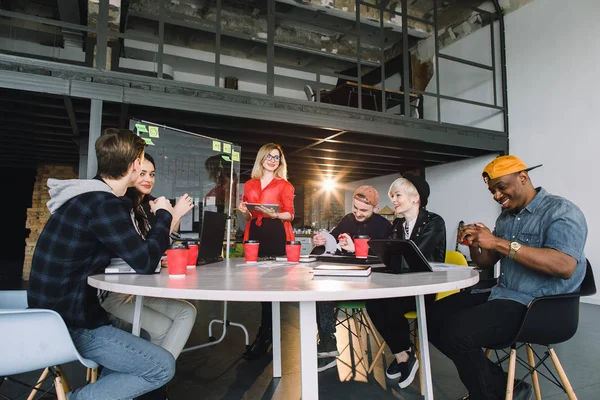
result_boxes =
[2,301,599,399]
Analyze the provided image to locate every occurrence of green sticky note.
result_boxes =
[135,124,148,133]
[212,141,222,152]
[143,137,155,146]
[232,150,240,162]
[221,155,231,162]
[223,143,231,154]
[148,126,159,138]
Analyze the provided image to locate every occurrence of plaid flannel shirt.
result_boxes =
[27,190,172,329]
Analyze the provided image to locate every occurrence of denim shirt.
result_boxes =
[488,188,587,306]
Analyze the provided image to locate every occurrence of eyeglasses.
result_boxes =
[265,154,281,162]
[354,193,371,205]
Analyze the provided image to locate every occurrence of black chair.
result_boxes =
[486,259,596,400]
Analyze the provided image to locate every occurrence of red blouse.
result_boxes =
[242,178,295,242]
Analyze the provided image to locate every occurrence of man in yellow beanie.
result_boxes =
[427,155,587,400]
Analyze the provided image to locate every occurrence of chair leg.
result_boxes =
[549,347,577,400]
[505,347,517,400]
[351,310,368,370]
[27,367,50,400]
[51,367,69,400]
[367,342,386,374]
[363,311,383,348]
[525,345,542,400]
[414,327,425,396]
[485,348,493,359]
[90,367,98,383]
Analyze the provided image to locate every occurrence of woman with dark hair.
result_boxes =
[101,153,197,397]
[237,143,295,360]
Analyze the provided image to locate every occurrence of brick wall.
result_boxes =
[23,165,78,280]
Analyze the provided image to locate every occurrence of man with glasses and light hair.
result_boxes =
[311,185,392,371]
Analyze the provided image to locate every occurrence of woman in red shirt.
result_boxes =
[238,143,295,360]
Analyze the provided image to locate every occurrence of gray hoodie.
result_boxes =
[46,178,114,214]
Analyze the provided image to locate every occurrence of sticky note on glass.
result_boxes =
[223,143,231,154]
[143,138,155,146]
[232,150,240,162]
[212,141,221,152]
[148,126,159,138]
[135,124,148,133]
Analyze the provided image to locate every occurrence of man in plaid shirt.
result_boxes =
[27,128,178,400]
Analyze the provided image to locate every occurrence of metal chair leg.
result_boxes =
[505,347,517,400]
[526,344,542,400]
[414,327,425,396]
[26,367,50,400]
[549,348,577,400]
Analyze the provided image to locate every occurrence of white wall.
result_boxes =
[344,172,402,214]
[425,155,500,259]
[422,22,504,131]
[505,0,600,304]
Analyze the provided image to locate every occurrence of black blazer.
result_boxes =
[391,209,446,263]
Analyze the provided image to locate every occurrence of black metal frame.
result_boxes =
[0,0,508,134]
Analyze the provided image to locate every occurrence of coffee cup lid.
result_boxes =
[244,240,259,244]
[355,234,370,239]
[286,241,301,245]
[168,242,189,250]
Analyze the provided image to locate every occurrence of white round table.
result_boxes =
[89,259,479,400]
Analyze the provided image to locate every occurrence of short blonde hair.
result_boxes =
[388,177,419,203]
[251,143,288,180]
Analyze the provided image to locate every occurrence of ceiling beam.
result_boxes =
[63,96,80,137]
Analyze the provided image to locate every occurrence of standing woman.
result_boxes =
[365,174,446,390]
[238,143,295,360]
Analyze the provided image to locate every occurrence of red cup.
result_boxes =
[354,235,370,258]
[243,240,260,263]
[286,241,302,263]
[166,243,188,276]
[187,244,199,268]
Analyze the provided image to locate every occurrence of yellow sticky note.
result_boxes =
[212,141,221,152]
[223,143,231,154]
[143,137,155,146]
[232,150,240,162]
[135,124,148,133]
[148,126,159,138]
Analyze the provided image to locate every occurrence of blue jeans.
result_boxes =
[68,324,175,400]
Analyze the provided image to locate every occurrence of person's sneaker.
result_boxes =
[317,335,339,358]
[317,356,337,372]
[397,350,419,389]
[385,359,403,379]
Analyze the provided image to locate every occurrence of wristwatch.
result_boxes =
[509,241,522,259]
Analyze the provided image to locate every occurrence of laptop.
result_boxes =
[367,239,433,274]
[196,211,227,265]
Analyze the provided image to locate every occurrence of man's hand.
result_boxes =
[173,193,194,221]
[151,196,174,215]
[313,231,327,246]
[459,222,498,250]
[338,233,355,252]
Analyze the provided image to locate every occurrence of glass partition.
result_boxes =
[128,119,241,245]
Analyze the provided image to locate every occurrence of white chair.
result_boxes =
[0,290,99,400]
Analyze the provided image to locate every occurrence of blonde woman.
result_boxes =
[238,143,295,360]
[366,174,446,390]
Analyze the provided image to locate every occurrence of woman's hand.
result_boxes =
[238,202,252,220]
[313,231,327,246]
[256,205,279,219]
[173,194,194,221]
[338,233,355,253]
[150,196,174,216]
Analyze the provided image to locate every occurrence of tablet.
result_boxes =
[246,203,280,212]
[368,239,433,274]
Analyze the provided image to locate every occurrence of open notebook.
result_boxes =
[104,258,162,274]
